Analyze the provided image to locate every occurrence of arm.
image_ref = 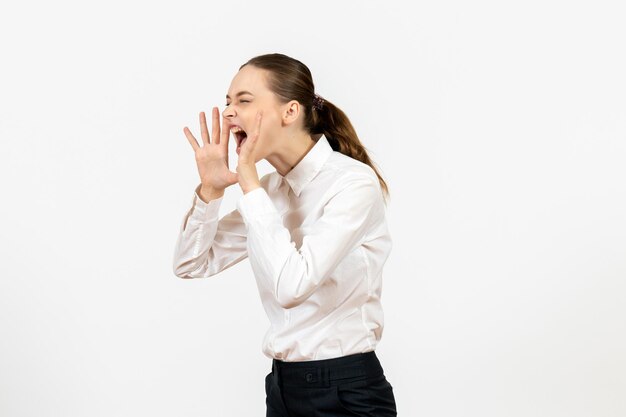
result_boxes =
[172,183,248,278]
[236,174,381,308]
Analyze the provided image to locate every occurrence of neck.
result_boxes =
[266,131,321,177]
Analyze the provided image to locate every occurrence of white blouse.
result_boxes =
[172,134,393,362]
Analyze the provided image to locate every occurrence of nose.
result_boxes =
[222,105,235,119]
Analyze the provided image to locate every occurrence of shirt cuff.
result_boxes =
[192,183,223,221]
[236,186,278,223]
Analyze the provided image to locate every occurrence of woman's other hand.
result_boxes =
[236,110,263,194]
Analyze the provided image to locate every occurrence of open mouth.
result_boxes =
[230,125,248,152]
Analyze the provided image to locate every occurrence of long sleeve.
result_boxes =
[236,174,381,309]
[172,183,248,278]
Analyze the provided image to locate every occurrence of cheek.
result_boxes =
[258,113,278,136]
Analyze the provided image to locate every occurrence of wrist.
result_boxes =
[242,183,261,195]
[199,185,224,203]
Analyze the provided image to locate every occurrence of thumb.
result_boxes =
[227,171,239,186]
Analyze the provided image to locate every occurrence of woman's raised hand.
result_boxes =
[183,107,238,194]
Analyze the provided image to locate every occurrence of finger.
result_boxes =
[248,110,263,148]
[254,110,263,139]
[220,114,231,151]
[199,111,210,145]
[211,107,220,145]
[183,126,200,152]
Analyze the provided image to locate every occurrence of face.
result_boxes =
[222,65,286,161]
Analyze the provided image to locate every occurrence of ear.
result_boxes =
[282,100,301,126]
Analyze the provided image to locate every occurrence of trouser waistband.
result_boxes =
[271,350,384,388]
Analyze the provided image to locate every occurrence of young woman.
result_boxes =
[173,53,397,417]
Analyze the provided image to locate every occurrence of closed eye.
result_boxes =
[224,100,250,107]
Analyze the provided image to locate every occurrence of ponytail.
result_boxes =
[311,98,390,203]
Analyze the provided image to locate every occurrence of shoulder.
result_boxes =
[324,151,381,194]
[319,153,386,225]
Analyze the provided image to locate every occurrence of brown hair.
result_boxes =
[239,53,390,203]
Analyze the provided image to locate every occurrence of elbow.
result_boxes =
[173,266,193,279]
[277,296,303,309]
[275,286,311,309]
[276,295,300,309]
[175,274,193,280]
[274,265,318,309]
[173,260,221,279]
[172,261,199,279]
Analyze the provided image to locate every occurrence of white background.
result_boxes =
[1,1,625,416]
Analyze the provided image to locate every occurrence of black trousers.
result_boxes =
[265,350,397,417]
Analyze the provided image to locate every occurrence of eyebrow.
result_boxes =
[226,91,254,99]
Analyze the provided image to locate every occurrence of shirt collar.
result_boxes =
[281,134,333,197]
